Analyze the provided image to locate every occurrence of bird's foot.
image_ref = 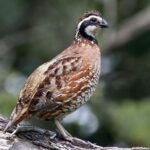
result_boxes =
[60,133,73,142]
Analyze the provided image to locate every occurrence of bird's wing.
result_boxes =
[9,53,91,120]
[4,55,88,131]
[27,54,93,120]
[29,56,92,113]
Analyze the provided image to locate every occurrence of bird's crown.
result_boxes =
[78,10,101,22]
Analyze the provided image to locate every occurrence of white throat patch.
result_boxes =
[85,25,98,37]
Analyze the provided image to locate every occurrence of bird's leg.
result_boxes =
[6,126,18,139]
[54,119,73,141]
[6,125,23,140]
[54,120,92,145]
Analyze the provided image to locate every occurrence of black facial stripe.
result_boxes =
[79,20,98,43]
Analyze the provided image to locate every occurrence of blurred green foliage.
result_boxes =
[0,0,150,147]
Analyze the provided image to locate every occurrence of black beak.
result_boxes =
[99,19,108,28]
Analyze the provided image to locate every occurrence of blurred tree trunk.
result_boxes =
[0,116,149,150]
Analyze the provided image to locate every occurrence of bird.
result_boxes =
[3,10,108,140]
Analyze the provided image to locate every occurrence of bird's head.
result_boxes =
[75,10,108,43]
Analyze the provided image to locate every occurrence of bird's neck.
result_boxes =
[75,28,98,44]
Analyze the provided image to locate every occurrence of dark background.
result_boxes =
[0,0,150,147]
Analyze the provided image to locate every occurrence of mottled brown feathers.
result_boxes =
[3,11,104,136]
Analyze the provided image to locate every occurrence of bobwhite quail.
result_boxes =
[4,10,108,140]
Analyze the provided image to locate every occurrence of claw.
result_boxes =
[63,135,74,142]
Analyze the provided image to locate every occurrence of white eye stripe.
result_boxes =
[77,15,102,30]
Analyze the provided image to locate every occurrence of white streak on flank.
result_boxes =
[75,15,102,38]
[50,78,56,86]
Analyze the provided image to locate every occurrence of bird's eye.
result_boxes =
[91,18,97,22]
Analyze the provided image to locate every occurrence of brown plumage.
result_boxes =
[4,10,108,140]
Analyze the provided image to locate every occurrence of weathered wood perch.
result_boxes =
[0,116,149,150]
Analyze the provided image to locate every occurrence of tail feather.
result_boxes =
[3,119,14,133]
[3,108,17,133]
[3,107,28,133]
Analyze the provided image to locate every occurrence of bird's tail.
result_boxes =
[3,107,28,133]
